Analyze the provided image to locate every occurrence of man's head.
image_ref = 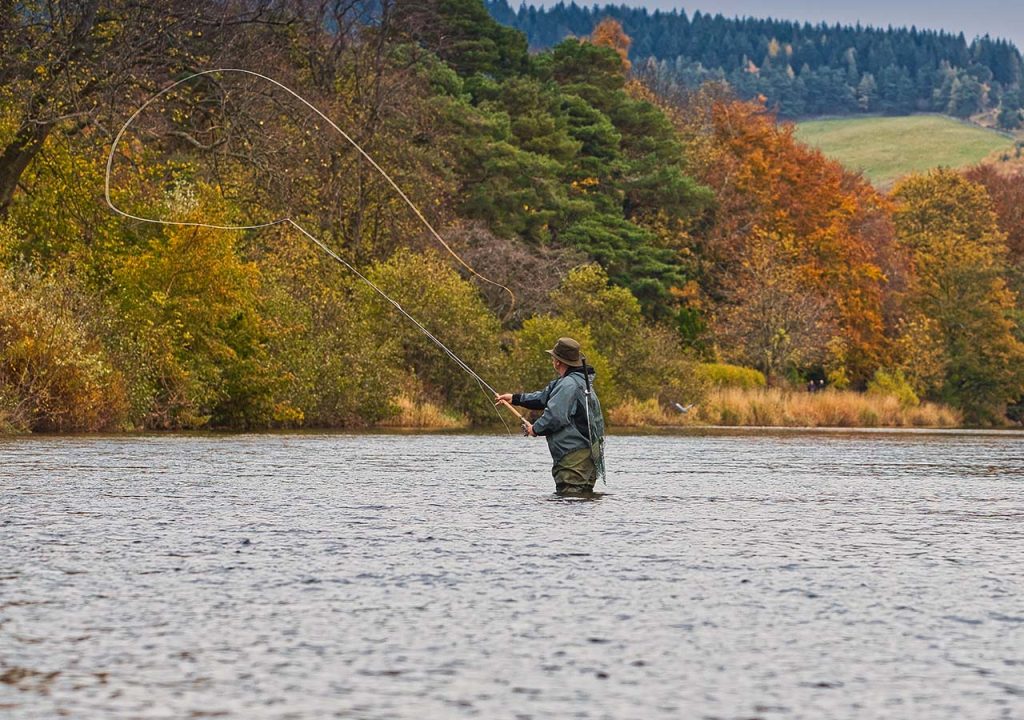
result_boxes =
[546,337,583,376]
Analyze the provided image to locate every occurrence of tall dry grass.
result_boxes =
[693,387,960,428]
[605,388,960,428]
[377,395,471,429]
[606,398,694,427]
[377,387,962,431]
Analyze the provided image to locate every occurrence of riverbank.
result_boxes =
[0,388,978,434]
[375,387,967,431]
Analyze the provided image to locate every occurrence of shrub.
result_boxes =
[550,264,707,408]
[360,249,506,422]
[507,315,619,408]
[867,368,920,408]
[257,241,398,428]
[697,363,767,389]
[110,189,276,429]
[0,268,129,432]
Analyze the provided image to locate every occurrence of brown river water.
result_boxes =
[2,429,1023,719]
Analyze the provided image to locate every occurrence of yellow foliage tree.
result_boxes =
[892,169,1024,423]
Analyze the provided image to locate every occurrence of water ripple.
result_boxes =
[1,430,1022,719]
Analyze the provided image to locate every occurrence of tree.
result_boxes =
[399,0,528,79]
[714,230,834,383]
[0,0,275,215]
[590,17,632,72]
[661,89,892,382]
[964,164,1024,295]
[490,2,1023,119]
[891,169,1024,423]
[856,73,878,112]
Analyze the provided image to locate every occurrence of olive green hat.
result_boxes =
[546,336,584,367]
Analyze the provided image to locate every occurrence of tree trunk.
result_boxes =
[0,0,99,215]
[0,119,52,216]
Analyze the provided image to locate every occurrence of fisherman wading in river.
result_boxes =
[495,337,606,495]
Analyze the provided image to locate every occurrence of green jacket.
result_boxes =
[513,366,605,463]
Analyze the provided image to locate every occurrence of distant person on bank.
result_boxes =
[495,337,605,495]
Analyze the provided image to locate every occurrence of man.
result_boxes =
[495,337,605,495]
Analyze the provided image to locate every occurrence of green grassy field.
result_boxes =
[794,114,1016,186]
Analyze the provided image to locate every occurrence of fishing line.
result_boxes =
[105,68,514,433]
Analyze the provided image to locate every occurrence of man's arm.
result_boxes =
[512,387,549,411]
[530,378,575,436]
[495,381,554,411]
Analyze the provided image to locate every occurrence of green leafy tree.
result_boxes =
[360,249,505,421]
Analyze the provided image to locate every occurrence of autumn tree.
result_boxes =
[963,164,1024,421]
[714,230,834,383]
[963,164,1024,297]
[589,18,632,72]
[657,87,893,382]
[0,0,284,215]
[891,169,1024,424]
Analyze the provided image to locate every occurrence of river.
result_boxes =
[2,430,1023,719]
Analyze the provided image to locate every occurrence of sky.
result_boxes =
[531,0,1024,51]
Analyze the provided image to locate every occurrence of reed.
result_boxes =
[693,387,960,428]
[606,397,694,427]
[378,395,470,429]
[0,404,19,434]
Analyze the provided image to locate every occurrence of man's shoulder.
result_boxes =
[553,372,586,392]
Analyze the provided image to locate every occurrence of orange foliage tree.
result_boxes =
[661,88,895,384]
[589,18,632,72]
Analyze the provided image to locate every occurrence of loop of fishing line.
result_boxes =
[105,68,515,433]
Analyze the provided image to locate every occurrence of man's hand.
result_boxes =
[494,392,513,405]
[524,422,536,437]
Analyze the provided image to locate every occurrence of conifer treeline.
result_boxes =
[487,0,1024,123]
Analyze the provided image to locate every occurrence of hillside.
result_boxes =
[794,115,1016,185]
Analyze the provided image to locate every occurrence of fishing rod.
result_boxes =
[496,397,531,434]
[105,68,516,428]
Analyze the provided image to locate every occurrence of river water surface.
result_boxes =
[2,430,1023,719]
